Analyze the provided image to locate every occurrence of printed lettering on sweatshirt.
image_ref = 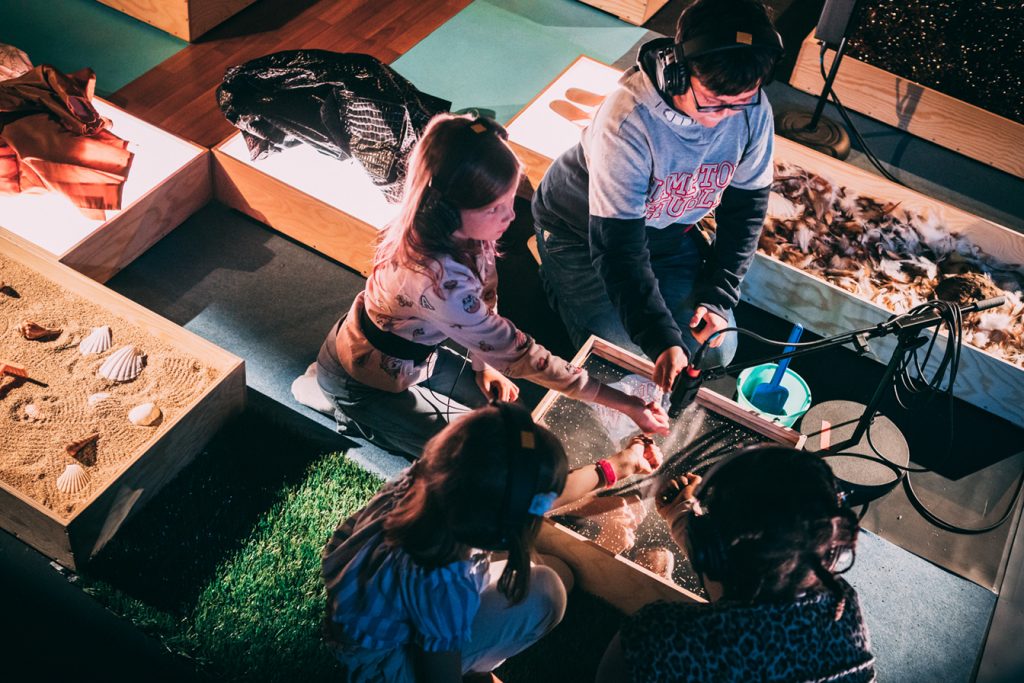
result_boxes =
[645,161,735,221]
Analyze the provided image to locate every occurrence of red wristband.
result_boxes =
[596,459,617,488]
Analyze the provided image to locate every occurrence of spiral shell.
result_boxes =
[65,433,99,462]
[19,320,61,341]
[98,345,146,382]
[128,402,161,426]
[79,325,113,355]
[56,463,90,494]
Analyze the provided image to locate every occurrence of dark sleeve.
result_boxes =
[590,215,685,361]
[695,184,769,318]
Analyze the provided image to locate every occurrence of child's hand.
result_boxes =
[626,397,670,435]
[608,435,664,480]
[476,366,519,402]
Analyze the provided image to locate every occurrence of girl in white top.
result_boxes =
[315,113,669,457]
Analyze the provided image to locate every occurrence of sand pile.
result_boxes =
[1,253,219,519]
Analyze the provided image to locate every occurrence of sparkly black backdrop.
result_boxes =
[847,0,1024,123]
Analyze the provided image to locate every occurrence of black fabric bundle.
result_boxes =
[217,50,450,202]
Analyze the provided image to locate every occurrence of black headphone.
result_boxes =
[686,447,853,582]
[454,400,544,551]
[417,115,509,235]
[651,22,784,97]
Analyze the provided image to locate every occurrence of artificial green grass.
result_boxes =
[76,406,625,681]
[79,408,383,681]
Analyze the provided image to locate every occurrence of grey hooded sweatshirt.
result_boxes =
[532,38,774,360]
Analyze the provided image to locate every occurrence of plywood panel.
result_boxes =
[97,0,258,41]
[790,31,1024,179]
[212,141,381,277]
[575,0,669,26]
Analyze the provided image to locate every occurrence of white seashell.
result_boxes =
[88,392,112,407]
[98,345,146,382]
[128,402,161,426]
[24,403,41,420]
[79,326,113,355]
[56,463,90,494]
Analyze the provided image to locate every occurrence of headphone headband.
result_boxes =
[679,26,784,60]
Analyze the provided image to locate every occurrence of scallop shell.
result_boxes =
[97,345,145,382]
[79,326,113,355]
[19,320,61,340]
[56,463,90,494]
[128,402,161,426]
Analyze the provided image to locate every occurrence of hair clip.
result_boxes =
[528,491,558,516]
[520,431,535,449]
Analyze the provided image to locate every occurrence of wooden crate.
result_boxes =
[532,336,806,613]
[212,132,399,277]
[0,98,211,284]
[96,0,258,41]
[576,0,670,26]
[0,233,246,570]
[789,30,1024,180]
[508,55,1024,429]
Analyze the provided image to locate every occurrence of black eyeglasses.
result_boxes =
[688,75,761,113]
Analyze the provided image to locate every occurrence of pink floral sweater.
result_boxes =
[335,250,600,401]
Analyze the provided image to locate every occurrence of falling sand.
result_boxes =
[0,253,220,519]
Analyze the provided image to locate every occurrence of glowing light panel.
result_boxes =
[0,99,203,255]
[507,58,623,160]
[219,134,399,230]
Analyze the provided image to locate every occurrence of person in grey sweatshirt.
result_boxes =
[532,0,783,392]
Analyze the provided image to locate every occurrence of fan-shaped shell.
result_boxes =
[79,326,113,355]
[98,345,145,382]
[56,463,90,494]
[128,402,161,426]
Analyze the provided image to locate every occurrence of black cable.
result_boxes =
[817,44,905,187]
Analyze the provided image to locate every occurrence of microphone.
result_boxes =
[668,366,703,418]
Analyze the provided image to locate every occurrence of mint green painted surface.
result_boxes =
[393,0,646,123]
[0,0,185,96]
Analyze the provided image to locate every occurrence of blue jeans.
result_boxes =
[534,224,737,369]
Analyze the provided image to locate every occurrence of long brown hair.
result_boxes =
[373,113,520,297]
[383,404,568,604]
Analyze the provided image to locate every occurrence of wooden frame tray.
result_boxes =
[789,30,1024,180]
[0,233,245,570]
[575,0,670,26]
[212,131,400,277]
[96,0,258,41]
[507,55,1024,428]
[0,98,210,283]
[533,336,805,613]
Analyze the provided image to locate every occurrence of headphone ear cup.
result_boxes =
[434,197,462,234]
[687,512,725,581]
[418,188,462,234]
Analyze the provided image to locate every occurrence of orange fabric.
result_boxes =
[0,65,132,217]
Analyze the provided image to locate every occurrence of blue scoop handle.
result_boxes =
[768,324,804,388]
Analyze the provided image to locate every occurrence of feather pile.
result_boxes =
[761,162,1024,368]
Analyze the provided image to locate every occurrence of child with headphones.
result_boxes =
[596,446,876,682]
[312,112,669,457]
[322,402,663,682]
[532,0,782,393]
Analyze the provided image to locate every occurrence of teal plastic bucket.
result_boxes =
[736,364,812,428]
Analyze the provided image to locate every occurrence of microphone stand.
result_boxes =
[670,296,1004,503]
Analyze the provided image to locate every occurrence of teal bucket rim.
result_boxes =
[736,363,812,425]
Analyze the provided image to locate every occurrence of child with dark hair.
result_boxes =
[532,0,782,393]
[322,403,663,682]
[310,113,668,457]
[596,446,876,682]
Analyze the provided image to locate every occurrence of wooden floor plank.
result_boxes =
[111,0,471,148]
